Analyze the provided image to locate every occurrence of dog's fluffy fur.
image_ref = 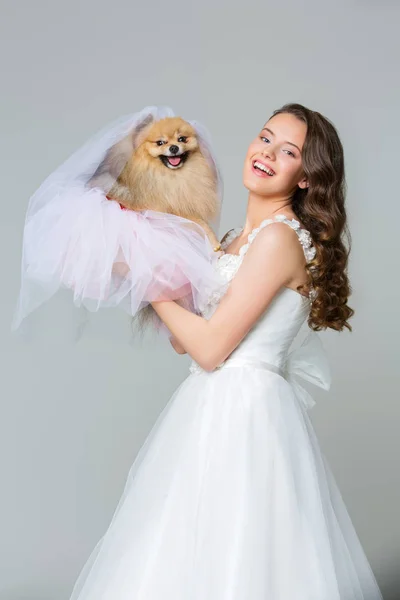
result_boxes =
[89,115,221,332]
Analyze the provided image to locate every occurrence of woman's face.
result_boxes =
[243,112,308,198]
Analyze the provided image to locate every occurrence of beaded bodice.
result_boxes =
[189,215,316,375]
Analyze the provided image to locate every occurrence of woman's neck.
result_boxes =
[241,192,295,236]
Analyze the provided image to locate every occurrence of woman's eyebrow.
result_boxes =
[261,127,301,153]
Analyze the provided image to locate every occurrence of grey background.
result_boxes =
[1,0,399,598]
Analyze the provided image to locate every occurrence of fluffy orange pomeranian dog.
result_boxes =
[90,115,221,251]
[89,114,222,331]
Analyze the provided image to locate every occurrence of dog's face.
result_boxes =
[90,116,202,189]
[136,117,200,170]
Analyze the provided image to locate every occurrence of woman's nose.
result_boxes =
[262,145,276,159]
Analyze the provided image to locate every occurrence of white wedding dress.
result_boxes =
[69,215,383,600]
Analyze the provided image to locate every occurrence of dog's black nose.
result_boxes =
[169,145,179,155]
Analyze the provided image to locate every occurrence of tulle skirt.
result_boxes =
[69,366,383,600]
[13,185,223,332]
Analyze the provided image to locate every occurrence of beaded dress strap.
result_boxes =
[238,214,316,263]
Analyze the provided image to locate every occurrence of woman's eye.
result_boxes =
[178,136,187,143]
[261,136,295,157]
[156,140,166,146]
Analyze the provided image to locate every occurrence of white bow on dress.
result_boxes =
[285,331,331,410]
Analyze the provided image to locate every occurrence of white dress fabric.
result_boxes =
[69,215,383,600]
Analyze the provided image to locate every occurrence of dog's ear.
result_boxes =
[131,114,155,149]
[88,114,155,190]
[88,135,134,190]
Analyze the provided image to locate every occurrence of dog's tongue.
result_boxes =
[168,157,181,166]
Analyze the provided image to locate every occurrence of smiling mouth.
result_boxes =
[252,160,275,176]
[160,152,189,169]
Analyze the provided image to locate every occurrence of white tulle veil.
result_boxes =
[13,106,224,342]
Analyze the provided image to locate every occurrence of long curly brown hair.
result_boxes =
[271,103,354,332]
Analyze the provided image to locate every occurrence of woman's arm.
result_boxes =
[152,224,305,371]
[169,335,187,354]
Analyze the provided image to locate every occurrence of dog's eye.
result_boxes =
[156,140,166,146]
[177,136,188,143]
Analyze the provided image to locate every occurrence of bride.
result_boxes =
[69,103,383,599]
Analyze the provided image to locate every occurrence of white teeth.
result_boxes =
[254,161,274,176]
